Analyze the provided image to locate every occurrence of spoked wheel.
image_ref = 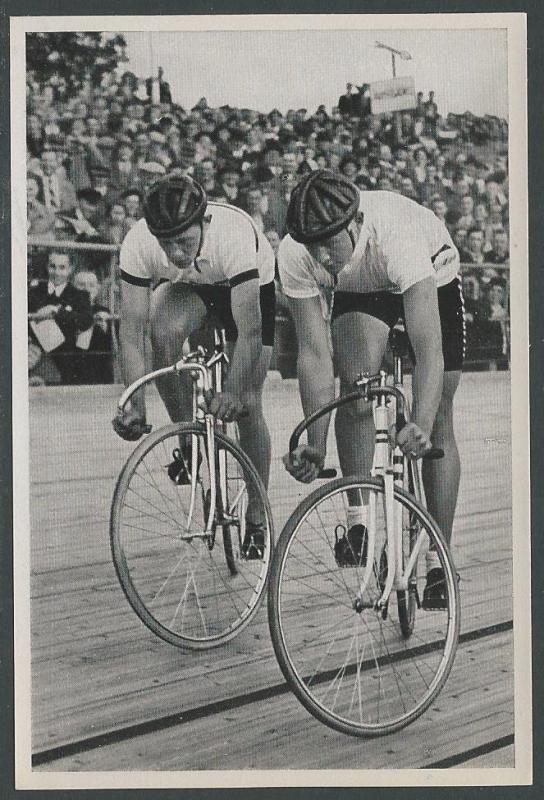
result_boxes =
[268,477,460,737]
[111,422,273,649]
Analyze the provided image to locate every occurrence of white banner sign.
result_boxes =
[369,76,416,115]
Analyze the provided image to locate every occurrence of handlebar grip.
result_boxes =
[318,468,337,478]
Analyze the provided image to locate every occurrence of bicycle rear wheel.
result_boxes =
[111,422,273,649]
[268,477,460,737]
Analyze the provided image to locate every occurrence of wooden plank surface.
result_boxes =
[28,371,514,769]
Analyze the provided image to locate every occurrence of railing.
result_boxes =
[27,237,511,384]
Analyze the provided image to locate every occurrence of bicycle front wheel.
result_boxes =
[268,477,460,737]
[111,423,273,649]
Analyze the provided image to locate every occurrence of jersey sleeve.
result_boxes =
[219,214,260,286]
[384,236,435,293]
[277,236,321,299]
[119,225,152,287]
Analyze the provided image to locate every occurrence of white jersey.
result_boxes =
[278,190,459,299]
[120,202,275,288]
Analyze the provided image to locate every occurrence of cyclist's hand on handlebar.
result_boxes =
[112,407,151,441]
[283,445,325,483]
[203,389,245,422]
[396,422,432,459]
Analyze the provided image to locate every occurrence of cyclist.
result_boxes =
[278,170,464,607]
[112,173,276,557]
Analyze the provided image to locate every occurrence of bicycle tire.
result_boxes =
[268,476,460,737]
[221,421,242,576]
[396,472,419,638]
[111,422,273,649]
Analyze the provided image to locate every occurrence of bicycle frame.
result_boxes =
[355,360,426,610]
[116,331,230,538]
[287,350,430,613]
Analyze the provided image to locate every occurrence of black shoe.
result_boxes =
[422,567,447,610]
[167,447,200,485]
[334,524,368,568]
[241,522,265,560]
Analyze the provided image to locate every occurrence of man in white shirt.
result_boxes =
[278,171,465,608]
[113,174,276,557]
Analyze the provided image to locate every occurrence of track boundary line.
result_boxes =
[32,619,513,767]
[423,733,514,768]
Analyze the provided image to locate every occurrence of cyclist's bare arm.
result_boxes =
[287,294,335,459]
[119,278,151,418]
[224,277,263,401]
[402,276,444,442]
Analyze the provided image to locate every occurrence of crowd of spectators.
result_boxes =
[26,68,511,383]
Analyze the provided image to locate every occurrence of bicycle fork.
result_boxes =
[353,377,425,612]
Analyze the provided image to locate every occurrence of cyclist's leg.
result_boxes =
[418,276,464,547]
[421,369,461,545]
[331,294,397,478]
[150,281,207,421]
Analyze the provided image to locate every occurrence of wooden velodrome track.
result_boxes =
[29,370,513,772]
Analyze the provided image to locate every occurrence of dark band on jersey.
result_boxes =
[431,243,451,264]
[121,269,152,287]
[230,268,259,288]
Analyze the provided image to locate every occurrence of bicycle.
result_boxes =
[268,328,460,737]
[110,326,274,650]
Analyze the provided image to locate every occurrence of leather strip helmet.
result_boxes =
[143,174,208,239]
[286,169,360,244]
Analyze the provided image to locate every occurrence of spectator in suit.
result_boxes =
[30,148,77,214]
[464,227,487,265]
[72,270,114,384]
[59,188,103,241]
[338,83,356,117]
[28,251,93,384]
[487,229,510,264]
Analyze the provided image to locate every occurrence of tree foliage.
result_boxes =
[26,32,128,95]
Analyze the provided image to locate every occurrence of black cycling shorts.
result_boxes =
[331,277,465,372]
[192,280,276,346]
